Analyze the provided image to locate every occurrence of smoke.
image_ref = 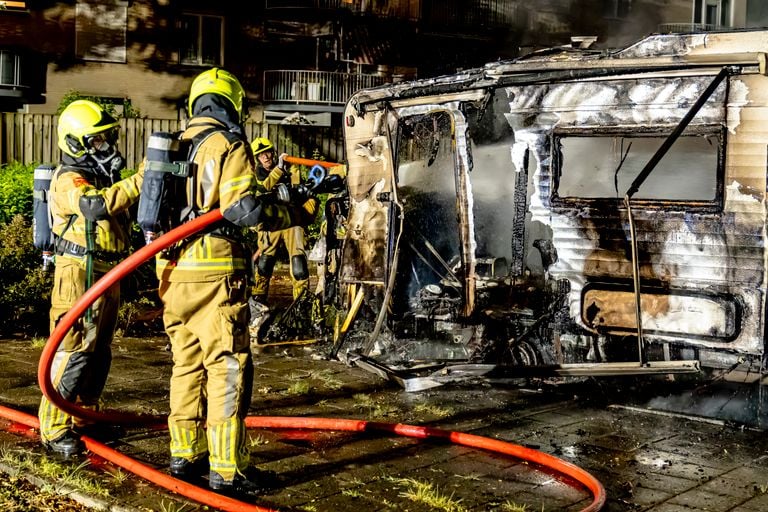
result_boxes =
[468,139,519,262]
[646,382,765,428]
[598,2,664,50]
[508,1,668,56]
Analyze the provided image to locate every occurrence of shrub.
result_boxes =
[0,162,35,224]
[0,215,52,336]
[0,163,161,337]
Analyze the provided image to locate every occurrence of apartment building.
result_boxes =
[0,1,764,121]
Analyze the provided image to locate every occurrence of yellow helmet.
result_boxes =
[57,100,120,158]
[188,68,246,121]
[250,137,274,156]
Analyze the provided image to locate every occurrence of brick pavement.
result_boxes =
[0,334,767,511]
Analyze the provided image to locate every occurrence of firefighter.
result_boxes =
[250,138,316,311]
[157,68,314,494]
[37,99,143,457]
[309,164,347,298]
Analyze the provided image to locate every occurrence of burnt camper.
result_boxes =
[332,30,768,388]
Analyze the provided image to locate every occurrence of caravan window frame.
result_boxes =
[550,126,726,211]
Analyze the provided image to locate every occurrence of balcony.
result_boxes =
[263,70,386,112]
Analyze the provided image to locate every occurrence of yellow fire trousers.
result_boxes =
[159,275,252,480]
[253,226,308,300]
[38,256,120,443]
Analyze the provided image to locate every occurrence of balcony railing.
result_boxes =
[263,70,386,105]
[421,0,523,30]
[657,23,720,34]
[265,0,417,19]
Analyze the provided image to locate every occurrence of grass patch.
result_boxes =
[307,368,344,390]
[160,500,194,512]
[39,457,111,498]
[282,369,344,396]
[105,467,129,485]
[341,487,365,498]
[249,433,270,447]
[353,393,400,419]
[0,472,91,511]
[1,447,111,498]
[413,402,455,419]
[386,476,466,512]
[31,336,47,349]
[284,380,311,395]
[500,502,544,511]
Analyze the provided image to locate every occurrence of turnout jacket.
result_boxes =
[50,162,143,267]
[156,117,298,282]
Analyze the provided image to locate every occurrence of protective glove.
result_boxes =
[79,191,108,221]
[278,153,288,170]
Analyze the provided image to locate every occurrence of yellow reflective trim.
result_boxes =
[221,422,227,464]
[117,179,140,199]
[39,398,71,440]
[208,419,242,474]
[171,261,248,271]
[169,424,204,458]
[229,421,236,464]
[67,189,81,211]
[220,175,252,195]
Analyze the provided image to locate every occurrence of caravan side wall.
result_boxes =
[501,71,767,360]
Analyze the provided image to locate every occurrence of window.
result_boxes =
[693,0,732,27]
[0,51,19,86]
[604,0,632,19]
[553,131,723,204]
[180,13,223,66]
[75,0,127,63]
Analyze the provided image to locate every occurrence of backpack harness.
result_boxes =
[137,124,241,257]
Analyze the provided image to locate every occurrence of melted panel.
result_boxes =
[582,285,739,341]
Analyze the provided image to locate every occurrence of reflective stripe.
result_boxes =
[117,178,140,200]
[202,159,216,207]
[208,417,246,477]
[67,188,82,211]
[169,423,208,459]
[223,354,239,418]
[158,258,248,272]
[38,396,70,442]
[220,175,251,196]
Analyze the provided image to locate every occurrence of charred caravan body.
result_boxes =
[336,30,768,387]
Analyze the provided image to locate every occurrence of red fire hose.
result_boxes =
[24,157,606,511]
[279,156,340,169]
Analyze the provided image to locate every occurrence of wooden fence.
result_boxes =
[0,113,345,169]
